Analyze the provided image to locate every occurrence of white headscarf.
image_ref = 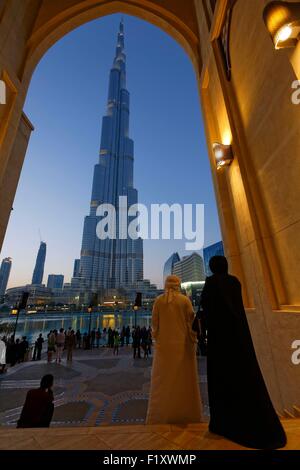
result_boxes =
[164,275,181,303]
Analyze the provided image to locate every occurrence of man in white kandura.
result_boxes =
[146,275,203,424]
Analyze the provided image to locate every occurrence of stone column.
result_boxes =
[0,112,34,249]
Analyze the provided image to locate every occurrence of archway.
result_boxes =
[1,0,300,416]
[1,10,217,427]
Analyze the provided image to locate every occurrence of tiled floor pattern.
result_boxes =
[0,347,209,427]
[0,420,299,450]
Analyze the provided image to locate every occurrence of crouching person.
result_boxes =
[17,374,54,428]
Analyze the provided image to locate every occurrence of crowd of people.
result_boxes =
[0,335,30,368]
[44,325,152,361]
[0,333,49,368]
[0,324,153,371]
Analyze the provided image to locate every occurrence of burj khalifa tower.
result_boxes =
[79,20,143,292]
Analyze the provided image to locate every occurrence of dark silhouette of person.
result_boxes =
[7,336,17,366]
[147,327,152,356]
[17,374,54,428]
[107,327,113,347]
[120,326,126,347]
[15,338,22,363]
[125,326,131,346]
[76,329,81,348]
[132,326,141,359]
[201,255,287,450]
[36,334,44,360]
[20,336,29,362]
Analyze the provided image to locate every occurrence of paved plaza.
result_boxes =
[0,346,209,427]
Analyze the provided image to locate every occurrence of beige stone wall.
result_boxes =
[231,0,300,308]
[0,111,34,247]
[228,0,300,411]
[194,0,300,412]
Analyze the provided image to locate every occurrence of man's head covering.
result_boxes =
[209,255,228,275]
[164,275,181,303]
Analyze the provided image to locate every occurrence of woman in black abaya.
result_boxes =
[201,255,286,449]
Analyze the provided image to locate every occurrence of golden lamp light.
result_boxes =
[11,308,18,315]
[212,142,234,170]
[263,1,300,49]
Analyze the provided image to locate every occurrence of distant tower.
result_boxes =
[0,257,12,297]
[79,19,143,291]
[73,259,80,278]
[32,241,47,285]
[47,274,64,290]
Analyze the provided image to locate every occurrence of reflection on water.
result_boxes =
[0,310,152,343]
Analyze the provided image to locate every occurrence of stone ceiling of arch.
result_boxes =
[32,0,199,40]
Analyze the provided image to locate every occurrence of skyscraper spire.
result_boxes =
[79,20,143,293]
[111,18,126,91]
[120,16,124,33]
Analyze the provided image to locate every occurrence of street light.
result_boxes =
[11,306,19,339]
[85,305,93,350]
[11,291,29,339]
[212,142,234,171]
[133,305,138,328]
[87,306,93,335]
[86,293,98,350]
[263,1,300,49]
[133,292,142,328]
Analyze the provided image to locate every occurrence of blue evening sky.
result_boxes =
[1,14,221,289]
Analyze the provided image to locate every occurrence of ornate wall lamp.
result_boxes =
[212,143,234,170]
[263,1,300,49]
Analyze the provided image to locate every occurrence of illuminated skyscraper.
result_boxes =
[79,20,143,291]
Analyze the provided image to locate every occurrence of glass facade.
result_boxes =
[79,20,143,291]
[31,242,47,285]
[0,257,12,297]
[203,241,224,276]
[163,252,180,283]
[47,274,64,290]
[173,252,205,283]
[73,259,80,278]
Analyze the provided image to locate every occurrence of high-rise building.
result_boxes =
[0,257,12,297]
[73,259,80,278]
[31,241,47,285]
[79,20,143,292]
[173,252,205,283]
[47,274,64,290]
[203,241,224,276]
[163,252,180,283]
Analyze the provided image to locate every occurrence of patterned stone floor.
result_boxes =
[0,346,209,427]
[0,420,299,450]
